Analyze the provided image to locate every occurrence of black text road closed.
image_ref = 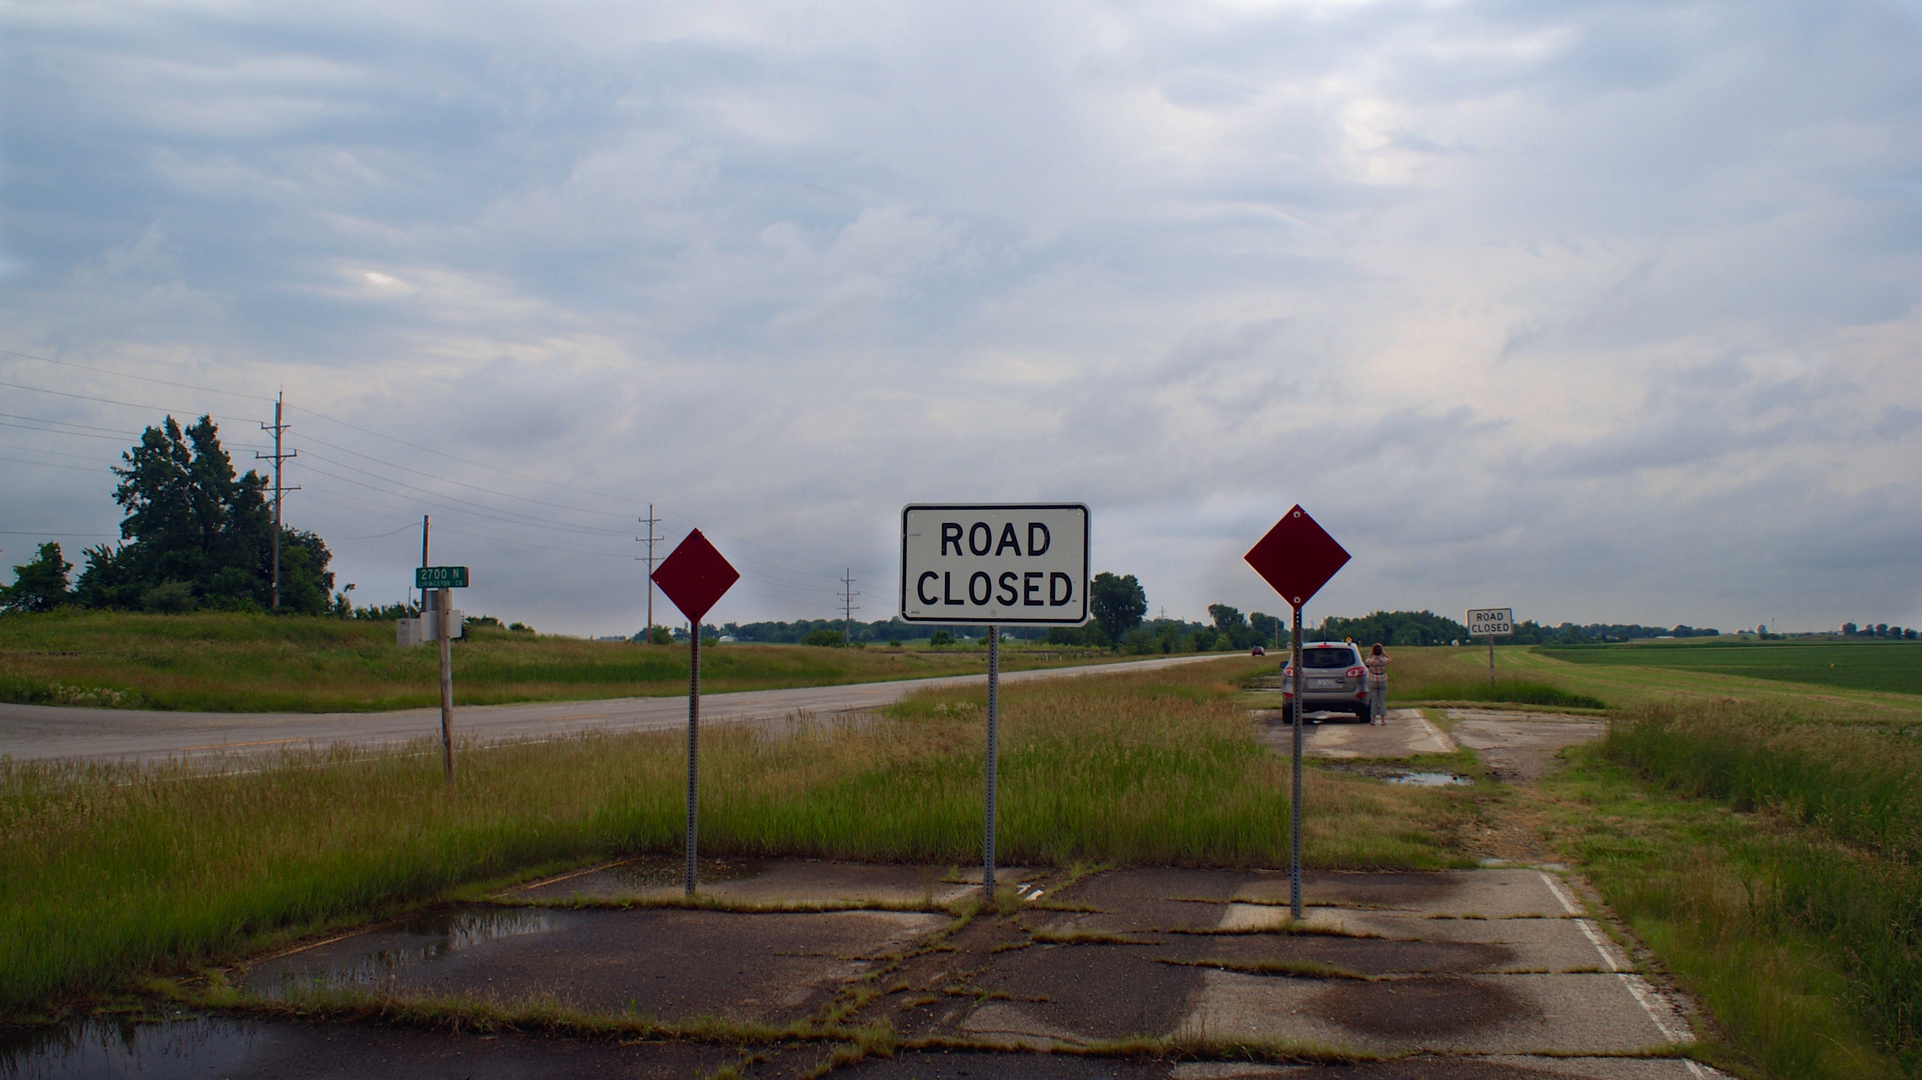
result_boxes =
[900,504,1089,625]
[1467,608,1514,637]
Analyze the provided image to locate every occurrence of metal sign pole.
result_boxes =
[1290,604,1303,920]
[438,587,455,784]
[686,621,701,897]
[1488,633,1496,688]
[984,623,1000,900]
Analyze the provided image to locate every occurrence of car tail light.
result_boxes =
[1346,667,1364,678]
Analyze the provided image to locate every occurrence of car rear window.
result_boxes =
[1301,647,1356,669]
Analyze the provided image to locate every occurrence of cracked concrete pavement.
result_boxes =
[6,689,1720,1078]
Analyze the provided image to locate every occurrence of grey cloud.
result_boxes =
[3,0,1921,633]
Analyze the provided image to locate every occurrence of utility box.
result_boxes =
[397,610,464,646]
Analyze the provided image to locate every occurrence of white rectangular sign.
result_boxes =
[1467,608,1514,637]
[901,504,1089,625]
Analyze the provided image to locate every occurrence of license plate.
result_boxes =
[1311,678,1340,689]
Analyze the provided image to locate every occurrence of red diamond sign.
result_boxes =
[651,528,740,623]
[1244,505,1350,609]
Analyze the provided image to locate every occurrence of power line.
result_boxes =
[839,568,860,646]
[0,379,255,425]
[0,348,875,616]
[0,347,276,403]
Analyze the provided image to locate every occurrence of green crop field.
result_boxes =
[0,611,1141,712]
[1538,638,1922,696]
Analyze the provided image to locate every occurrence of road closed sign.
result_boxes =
[901,504,1089,625]
[1467,608,1514,637]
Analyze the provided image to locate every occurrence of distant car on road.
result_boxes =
[1279,641,1370,722]
[1250,645,1265,656]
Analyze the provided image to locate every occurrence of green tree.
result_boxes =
[1090,572,1147,649]
[75,416,332,611]
[1,541,73,613]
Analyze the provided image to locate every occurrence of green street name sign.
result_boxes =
[416,565,470,589]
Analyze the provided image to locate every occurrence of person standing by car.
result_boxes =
[1364,643,1390,724]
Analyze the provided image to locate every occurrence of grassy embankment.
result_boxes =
[0,610,1138,712]
[1528,639,1922,1078]
[0,656,1483,1018]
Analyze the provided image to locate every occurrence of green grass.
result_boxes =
[1535,693,1922,1077]
[0,610,1145,712]
[1541,639,1922,696]
[0,657,1480,1018]
[1542,738,1901,1078]
[1394,678,1605,710]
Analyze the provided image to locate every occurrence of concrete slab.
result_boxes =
[1038,867,1255,934]
[967,942,1204,1042]
[838,1054,1719,1079]
[240,905,945,1023]
[512,857,977,907]
[1177,969,1678,1053]
[0,1015,739,1079]
[1167,1062,1720,1079]
[1182,918,1607,975]
[1255,710,1455,761]
[1446,713,1606,783]
[1229,870,1568,919]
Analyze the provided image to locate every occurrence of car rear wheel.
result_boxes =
[1353,707,1371,723]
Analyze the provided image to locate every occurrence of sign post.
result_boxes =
[650,529,741,897]
[1243,507,1351,921]
[901,504,1089,898]
[415,565,470,784]
[1466,608,1514,687]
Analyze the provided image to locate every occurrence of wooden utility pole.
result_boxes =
[439,586,455,783]
[256,394,299,608]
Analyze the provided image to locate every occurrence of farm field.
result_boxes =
[1539,637,1922,695]
[1366,639,1922,724]
[0,611,1133,712]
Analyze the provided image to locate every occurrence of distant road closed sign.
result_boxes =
[1467,608,1514,637]
[901,504,1089,625]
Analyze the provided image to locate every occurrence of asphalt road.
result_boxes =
[0,653,1233,766]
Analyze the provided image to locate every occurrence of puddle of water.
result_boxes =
[1,1015,263,1080]
[244,907,553,998]
[1386,772,1471,787]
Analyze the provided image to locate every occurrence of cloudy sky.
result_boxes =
[3,0,1919,636]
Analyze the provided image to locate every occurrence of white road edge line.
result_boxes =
[1538,870,1697,1051]
[1413,715,1456,752]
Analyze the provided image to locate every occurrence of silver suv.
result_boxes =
[1280,642,1370,722]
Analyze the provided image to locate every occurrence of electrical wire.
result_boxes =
[1,350,875,611]
[0,379,255,425]
[0,348,275,403]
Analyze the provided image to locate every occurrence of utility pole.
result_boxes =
[638,505,665,642]
[256,394,299,608]
[419,515,430,618]
[839,568,860,646]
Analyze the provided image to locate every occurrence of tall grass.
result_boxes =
[1597,702,1922,1074]
[1370,645,1605,709]
[0,660,1471,1016]
[1396,678,1605,709]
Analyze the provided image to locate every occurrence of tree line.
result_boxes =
[1,416,338,615]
